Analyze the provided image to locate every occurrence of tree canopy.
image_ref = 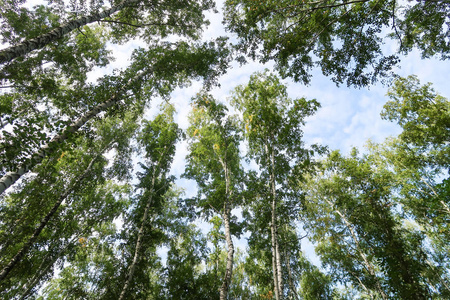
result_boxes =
[0,0,449,298]
[224,0,450,86]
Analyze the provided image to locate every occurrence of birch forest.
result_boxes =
[0,0,449,299]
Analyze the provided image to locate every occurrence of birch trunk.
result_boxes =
[0,149,103,282]
[267,144,282,300]
[284,246,298,300]
[0,0,139,64]
[325,198,388,300]
[0,71,146,195]
[19,230,88,300]
[219,162,234,300]
[118,168,156,300]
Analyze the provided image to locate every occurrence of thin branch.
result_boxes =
[267,0,370,16]
[209,203,221,215]
[77,27,87,38]
[391,0,404,51]
[99,19,197,29]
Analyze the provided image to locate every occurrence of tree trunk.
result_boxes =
[267,144,282,300]
[0,0,139,64]
[326,199,388,300]
[118,168,156,300]
[0,149,103,282]
[19,231,87,300]
[284,246,298,300]
[0,71,146,195]
[220,163,234,300]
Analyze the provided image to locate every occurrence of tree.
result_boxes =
[230,70,323,299]
[0,111,136,298]
[117,103,181,300]
[184,93,243,300]
[302,148,435,299]
[223,0,450,86]
[0,0,215,76]
[0,39,230,195]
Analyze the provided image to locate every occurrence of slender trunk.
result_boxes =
[220,163,234,300]
[349,270,373,299]
[0,0,139,64]
[0,71,146,195]
[19,231,86,299]
[118,168,156,300]
[0,150,103,282]
[326,199,388,300]
[272,149,283,299]
[270,218,279,300]
[221,204,234,300]
[419,176,450,214]
[284,246,298,300]
[267,144,281,300]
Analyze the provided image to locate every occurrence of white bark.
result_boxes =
[267,144,282,300]
[0,0,140,64]
[220,160,235,300]
[284,246,299,300]
[0,71,146,195]
[118,169,155,300]
[326,199,388,300]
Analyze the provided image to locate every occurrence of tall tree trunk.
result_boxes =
[0,71,146,195]
[118,168,156,300]
[284,245,298,300]
[0,0,139,64]
[220,163,234,300]
[0,148,105,282]
[267,144,282,300]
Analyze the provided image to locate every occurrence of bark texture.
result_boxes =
[0,71,146,195]
[326,198,388,300]
[0,0,139,64]
[267,144,282,300]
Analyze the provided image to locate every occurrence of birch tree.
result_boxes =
[231,70,322,299]
[0,0,214,76]
[224,0,450,86]
[0,39,230,195]
[117,104,181,299]
[184,93,243,300]
[301,149,434,299]
[0,111,135,298]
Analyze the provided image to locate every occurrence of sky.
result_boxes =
[84,0,450,266]
[19,0,450,269]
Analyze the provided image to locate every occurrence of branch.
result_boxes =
[267,0,370,17]
[391,0,404,51]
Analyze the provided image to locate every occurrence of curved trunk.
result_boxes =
[0,149,103,282]
[0,71,146,195]
[0,0,139,64]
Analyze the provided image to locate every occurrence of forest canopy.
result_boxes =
[0,0,449,299]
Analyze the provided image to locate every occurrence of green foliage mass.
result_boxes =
[0,0,449,298]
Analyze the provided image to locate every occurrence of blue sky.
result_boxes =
[131,0,450,266]
[24,0,450,269]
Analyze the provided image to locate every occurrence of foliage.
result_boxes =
[224,0,450,86]
[0,0,449,297]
